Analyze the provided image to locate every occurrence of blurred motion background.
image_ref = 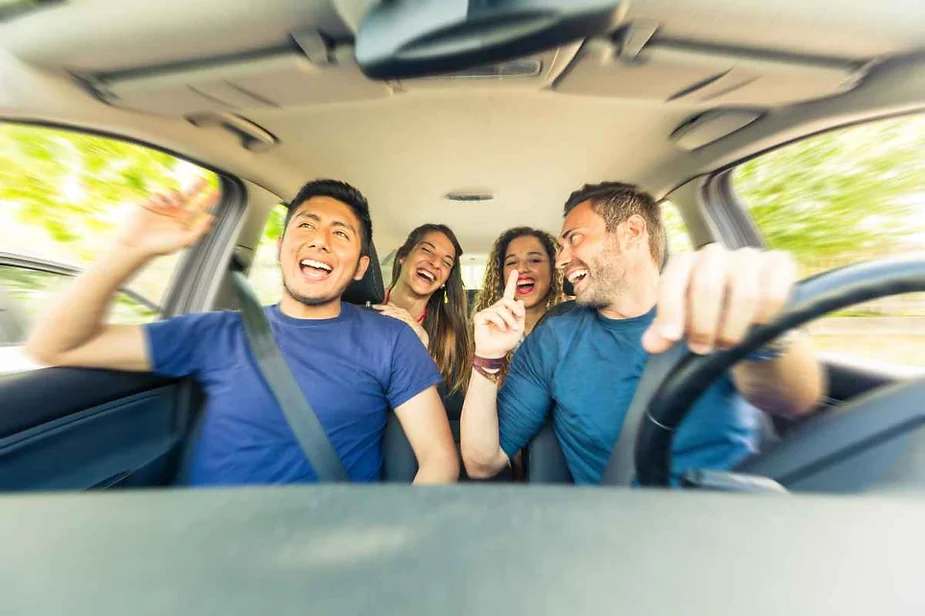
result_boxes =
[1,114,923,371]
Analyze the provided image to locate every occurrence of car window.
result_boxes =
[0,122,220,370]
[0,266,156,343]
[250,203,287,305]
[732,114,925,368]
[661,201,694,254]
[460,256,488,290]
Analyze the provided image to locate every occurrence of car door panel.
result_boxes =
[824,360,902,403]
[0,368,198,491]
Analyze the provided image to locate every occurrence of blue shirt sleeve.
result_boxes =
[497,324,556,458]
[145,312,228,378]
[386,324,444,409]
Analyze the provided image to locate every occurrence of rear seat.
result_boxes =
[466,288,478,312]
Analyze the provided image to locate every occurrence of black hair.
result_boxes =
[564,181,664,265]
[284,179,373,256]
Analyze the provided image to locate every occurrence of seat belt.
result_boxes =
[230,271,350,483]
[599,342,688,486]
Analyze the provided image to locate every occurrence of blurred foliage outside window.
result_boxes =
[250,203,287,306]
[733,114,925,367]
[0,123,219,338]
[661,202,694,254]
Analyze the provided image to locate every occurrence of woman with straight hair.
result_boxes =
[374,224,471,394]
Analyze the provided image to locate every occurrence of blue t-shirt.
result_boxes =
[146,303,442,486]
[497,307,760,484]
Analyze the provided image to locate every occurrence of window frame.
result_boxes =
[0,251,161,315]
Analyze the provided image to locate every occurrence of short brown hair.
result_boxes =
[564,181,664,265]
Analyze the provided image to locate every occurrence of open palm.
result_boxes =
[117,179,218,257]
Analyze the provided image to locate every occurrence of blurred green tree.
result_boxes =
[734,115,925,261]
[0,123,217,261]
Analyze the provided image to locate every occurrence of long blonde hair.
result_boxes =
[390,224,471,393]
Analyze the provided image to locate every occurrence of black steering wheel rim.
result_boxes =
[634,256,925,487]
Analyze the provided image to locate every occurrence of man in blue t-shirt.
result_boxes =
[26,179,458,485]
[461,182,824,483]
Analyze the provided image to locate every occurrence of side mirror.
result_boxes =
[355,0,623,80]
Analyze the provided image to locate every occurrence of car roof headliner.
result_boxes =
[1,0,924,253]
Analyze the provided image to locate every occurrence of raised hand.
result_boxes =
[642,244,797,355]
[373,303,430,347]
[473,269,526,359]
[116,178,218,258]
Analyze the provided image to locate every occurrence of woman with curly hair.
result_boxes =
[472,227,563,366]
[374,223,471,394]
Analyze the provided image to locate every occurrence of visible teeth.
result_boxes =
[300,259,332,271]
[418,270,435,281]
[517,280,534,287]
[567,270,588,283]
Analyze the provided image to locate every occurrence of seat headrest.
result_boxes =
[343,241,385,305]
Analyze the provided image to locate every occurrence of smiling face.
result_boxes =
[277,196,370,309]
[399,230,457,298]
[502,234,553,310]
[555,200,629,309]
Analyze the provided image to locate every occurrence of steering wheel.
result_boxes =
[633,256,925,488]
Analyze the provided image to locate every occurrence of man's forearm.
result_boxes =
[26,244,150,363]
[460,368,510,478]
[732,334,825,417]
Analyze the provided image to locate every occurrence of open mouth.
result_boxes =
[567,268,589,291]
[516,277,536,296]
[415,268,437,284]
[299,258,334,281]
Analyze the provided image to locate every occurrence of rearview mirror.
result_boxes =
[354,0,623,80]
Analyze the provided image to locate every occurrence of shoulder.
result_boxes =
[531,302,593,339]
[148,310,240,335]
[346,303,405,331]
[342,303,413,348]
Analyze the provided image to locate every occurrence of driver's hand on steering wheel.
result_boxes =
[642,244,797,355]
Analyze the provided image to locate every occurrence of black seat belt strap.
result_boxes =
[231,271,349,482]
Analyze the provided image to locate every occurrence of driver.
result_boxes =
[26,179,459,486]
[461,181,824,483]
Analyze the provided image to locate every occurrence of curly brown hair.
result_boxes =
[471,227,564,382]
[473,226,563,315]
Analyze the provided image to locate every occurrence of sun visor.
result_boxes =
[554,37,865,107]
[83,44,392,117]
[670,109,763,151]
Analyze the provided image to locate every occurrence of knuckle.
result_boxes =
[767,250,797,275]
[691,272,725,298]
[730,285,760,308]
[758,295,786,317]
[715,333,742,349]
[688,328,716,346]
[699,242,726,259]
